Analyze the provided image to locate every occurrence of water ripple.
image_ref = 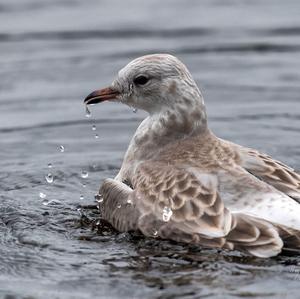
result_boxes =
[0,28,216,42]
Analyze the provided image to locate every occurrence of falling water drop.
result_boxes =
[39,192,46,199]
[81,170,89,178]
[117,204,121,209]
[85,106,91,118]
[96,220,101,226]
[59,145,65,152]
[47,163,52,168]
[82,183,86,188]
[132,108,137,113]
[127,198,132,205]
[80,195,84,200]
[92,125,96,131]
[162,206,173,222]
[45,173,54,183]
[94,194,103,203]
[94,133,99,139]
[153,230,158,237]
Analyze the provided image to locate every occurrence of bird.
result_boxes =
[84,54,300,258]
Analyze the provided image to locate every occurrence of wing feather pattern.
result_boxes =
[133,161,283,257]
[236,146,300,202]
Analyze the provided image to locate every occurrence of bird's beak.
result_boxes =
[84,86,120,105]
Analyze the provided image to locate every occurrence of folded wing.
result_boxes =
[236,146,300,202]
[132,161,283,257]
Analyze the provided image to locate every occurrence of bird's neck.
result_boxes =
[118,97,209,181]
[132,98,208,157]
[154,101,207,136]
[151,86,208,135]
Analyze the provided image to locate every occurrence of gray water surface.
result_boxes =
[1,0,300,298]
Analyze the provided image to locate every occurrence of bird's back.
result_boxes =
[147,131,300,231]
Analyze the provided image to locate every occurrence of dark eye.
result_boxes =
[133,75,149,85]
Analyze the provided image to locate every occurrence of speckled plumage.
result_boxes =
[88,54,300,258]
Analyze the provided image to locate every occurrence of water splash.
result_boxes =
[45,173,54,183]
[94,194,103,203]
[81,170,89,178]
[59,145,65,153]
[42,199,61,206]
[39,192,46,199]
[162,206,173,222]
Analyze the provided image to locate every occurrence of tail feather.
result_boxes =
[276,225,300,250]
[225,213,283,258]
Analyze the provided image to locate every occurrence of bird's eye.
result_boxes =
[133,75,149,85]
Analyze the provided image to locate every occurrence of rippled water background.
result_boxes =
[1,0,300,298]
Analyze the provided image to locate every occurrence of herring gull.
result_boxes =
[84,54,300,257]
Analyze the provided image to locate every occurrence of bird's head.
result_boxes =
[84,54,205,115]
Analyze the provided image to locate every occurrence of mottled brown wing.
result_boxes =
[237,147,300,202]
[132,161,232,238]
[132,161,284,257]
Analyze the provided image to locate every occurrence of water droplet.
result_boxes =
[162,206,173,222]
[195,121,202,128]
[81,170,88,178]
[153,230,158,237]
[132,108,138,113]
[94,194,103,203]
[96,220,101,226]
[85,106,91,118]
[117,204,121,209]
[94,133,99,139]
[47,163,52,168]
[59,145,65,152]
[80,195,84,200]
[92,125,96,131]
[82,183,86,188]
[39,192,46,199]
[127,198,132,205]
[45,173,54,183]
